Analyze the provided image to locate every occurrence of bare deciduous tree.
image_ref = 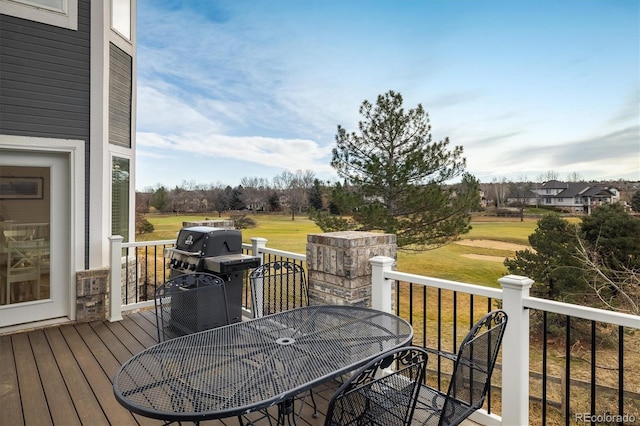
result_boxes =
[567,171,583,182]
[491,177,509,208]
[273,170,315,220]
[240,177,271,213]
[538,170,559,182]
[574,235,640,315]
[508,178,533,222]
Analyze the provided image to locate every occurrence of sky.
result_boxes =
[135,0,640,191]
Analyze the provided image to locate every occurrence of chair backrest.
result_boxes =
[325,346,428,426]
[249,261,308,318]
[440,310,508,425]
[4,228,35,242]
[154,272,230,342]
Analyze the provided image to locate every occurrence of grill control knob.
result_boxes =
[188,263,197,271]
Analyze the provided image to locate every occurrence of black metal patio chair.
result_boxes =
[325,346,428,426]
[413,310,508,426]
[154,272,230,342]
[249,260,309,318]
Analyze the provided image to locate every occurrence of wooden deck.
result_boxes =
[1,310,481,426]
[0,310,338,426]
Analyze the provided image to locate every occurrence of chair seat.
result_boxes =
[413,385,475,426]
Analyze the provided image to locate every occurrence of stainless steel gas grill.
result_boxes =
[165,226,260,323]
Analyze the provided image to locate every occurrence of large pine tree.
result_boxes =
[329,90,479,250]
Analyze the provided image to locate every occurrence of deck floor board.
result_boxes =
[29,330,80,426]
[13,332,51,425]
[0,335,24,426]
[45,326,109,425]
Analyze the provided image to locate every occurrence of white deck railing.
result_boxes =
[109,236,640,425]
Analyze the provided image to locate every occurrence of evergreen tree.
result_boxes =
[308,179,324,211]
[229,185,245,210]
[504,215,586,301]
[151,186,167,212]
[327,181,356,215]
[581,203,640,270]
[630,190,640,213]
[268,192,280,212]
[329,90,479,250]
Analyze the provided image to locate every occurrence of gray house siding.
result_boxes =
[0,0,91,267]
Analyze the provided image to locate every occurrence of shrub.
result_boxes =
[230,213,257,229]
[136,218,154,234]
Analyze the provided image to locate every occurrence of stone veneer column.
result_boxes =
[306,231,396,306]
[76,268,110,322]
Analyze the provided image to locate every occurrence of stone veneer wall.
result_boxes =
[76,268,109,322]
[306,231,396,307]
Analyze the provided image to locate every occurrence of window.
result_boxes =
[0,0,77,30]
[111,0,130,40]
[112,157,130,242]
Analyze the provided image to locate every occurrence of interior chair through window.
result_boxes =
[3,228,45,304]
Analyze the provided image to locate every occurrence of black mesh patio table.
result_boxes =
[113,305,413,423]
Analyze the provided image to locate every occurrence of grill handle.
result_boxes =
[165,247,203,257]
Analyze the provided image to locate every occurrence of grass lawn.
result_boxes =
[461,219,537,245]
[139,212,537,287]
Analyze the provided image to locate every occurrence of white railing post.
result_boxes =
[251,237,267,264]
[499,274,533,426]
[369,256,395,313]
[250,237,267,317]
[109,235,124,322]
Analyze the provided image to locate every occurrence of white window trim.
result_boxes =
[0,0,78,30]
[109,148,135,243]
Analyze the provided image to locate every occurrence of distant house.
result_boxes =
[0,0,136,329]
[506,180,619,214]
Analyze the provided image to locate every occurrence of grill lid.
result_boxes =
[175,226,242,256]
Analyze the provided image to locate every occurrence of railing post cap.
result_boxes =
[109,235,124,242]
[499,274,534,289]
[369,256,395,266]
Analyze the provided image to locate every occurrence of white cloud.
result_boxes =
[137,85,227,135]
[137,131,334,175]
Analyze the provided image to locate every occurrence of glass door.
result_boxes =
[0,151,70,326]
